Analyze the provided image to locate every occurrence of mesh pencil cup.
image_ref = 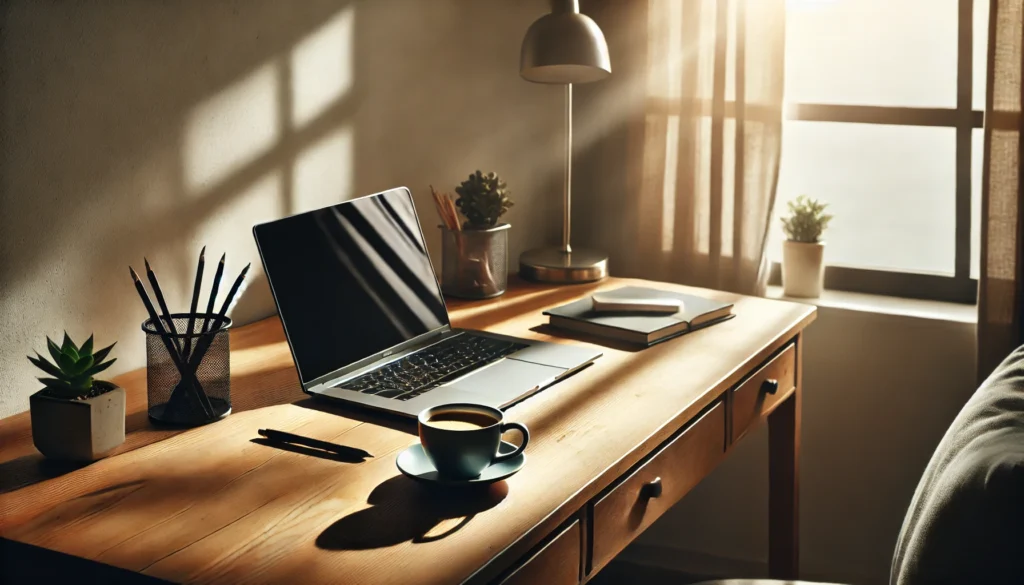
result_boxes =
[143,313,231,426]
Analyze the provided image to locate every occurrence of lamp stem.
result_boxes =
[562,83,573,254]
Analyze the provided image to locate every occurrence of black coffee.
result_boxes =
[426,411,497,431]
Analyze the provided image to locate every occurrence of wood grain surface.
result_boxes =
[0,277,814,585]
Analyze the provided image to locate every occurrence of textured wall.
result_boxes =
[0,0,563,417]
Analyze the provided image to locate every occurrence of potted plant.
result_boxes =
[27,333,124,461]
[780,195,833,298]
[437,171,514,299]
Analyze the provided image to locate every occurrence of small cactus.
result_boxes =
[781,195,832,243]
[27,333,117,400]
[455,170,513,228]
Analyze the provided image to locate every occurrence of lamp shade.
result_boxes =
[520,0,611,84]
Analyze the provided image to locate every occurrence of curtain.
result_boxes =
[979,0,1024,381]
[577,0,786,295]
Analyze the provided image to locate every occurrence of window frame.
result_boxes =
[768,0,982,304]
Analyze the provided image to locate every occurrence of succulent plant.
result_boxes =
[28,333,117,400]
[781,195,833,243]
[454,170,513,228]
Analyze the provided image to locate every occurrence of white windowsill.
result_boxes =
[766,285,977,324]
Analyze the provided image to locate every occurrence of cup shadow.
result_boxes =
[316,475,508,550]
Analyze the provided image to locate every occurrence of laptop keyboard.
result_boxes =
[336,334,527,401]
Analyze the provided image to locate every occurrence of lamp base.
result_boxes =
[519,247,608,283]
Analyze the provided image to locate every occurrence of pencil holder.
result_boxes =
[440,223,509,299]
[143,313,231,426]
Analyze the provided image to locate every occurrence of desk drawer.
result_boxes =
[731,343,796,443]
[590,401,726,575]
[499,519,580,585]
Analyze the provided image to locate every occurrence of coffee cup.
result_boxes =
[417,403,530,479]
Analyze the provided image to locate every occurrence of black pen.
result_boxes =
[257,429,372,458]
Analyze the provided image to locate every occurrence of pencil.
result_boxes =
[145,258,181,356]
[216,263,250,325]
[201,253,226,334]
[430,185,449,229]
[187,263,250,369]
[130,266,213,417]
[446,195,461,231]
[183,246,205,361]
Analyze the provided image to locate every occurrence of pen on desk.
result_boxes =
[258,429,372,458]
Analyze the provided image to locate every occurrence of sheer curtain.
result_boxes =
[577,0,786,295]
[979,0,1024,380]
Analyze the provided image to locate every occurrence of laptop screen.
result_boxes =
[254,188,449,384]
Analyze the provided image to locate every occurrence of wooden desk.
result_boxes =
[0,278,815,584]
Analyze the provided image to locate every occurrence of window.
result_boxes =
[770,0,987,303]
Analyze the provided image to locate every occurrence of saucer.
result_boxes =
[396,441,525,485]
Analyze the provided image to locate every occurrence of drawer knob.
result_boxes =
[643,477,663,499]
[762,378,779,395]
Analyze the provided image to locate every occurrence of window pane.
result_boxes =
[974,0,990,110]
[785,0,958,107]
[773,122,956,275]
[972,128,982,279]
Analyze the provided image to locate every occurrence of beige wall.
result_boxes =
[627,306,977,585]
[0,0,564,418]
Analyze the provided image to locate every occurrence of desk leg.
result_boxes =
[768,338,801,579]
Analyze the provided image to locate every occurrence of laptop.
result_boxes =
[253,187,601,417]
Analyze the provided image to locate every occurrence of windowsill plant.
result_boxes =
[781,195,832,298]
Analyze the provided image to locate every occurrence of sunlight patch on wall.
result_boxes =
[293,125,354,211]
[196,170,284,250]
[661,115,680,252]
[184,63,279,192]
[291,6,355,128]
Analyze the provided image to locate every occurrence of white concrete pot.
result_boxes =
[782,240,825,298]
[30,382,126,461]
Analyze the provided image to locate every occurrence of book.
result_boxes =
[543,286,734,346]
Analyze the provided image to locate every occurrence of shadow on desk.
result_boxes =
[317,475,508,550]
[0,456,90,495]
[0,537,173,584]
[293,397,419,436]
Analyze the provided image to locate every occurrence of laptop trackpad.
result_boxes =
[447,359,565,402]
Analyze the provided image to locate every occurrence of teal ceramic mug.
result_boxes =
[417,403,529,479]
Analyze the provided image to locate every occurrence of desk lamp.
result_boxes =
[519,0,611,283]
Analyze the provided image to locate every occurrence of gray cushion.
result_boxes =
[890,344,1024,585]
